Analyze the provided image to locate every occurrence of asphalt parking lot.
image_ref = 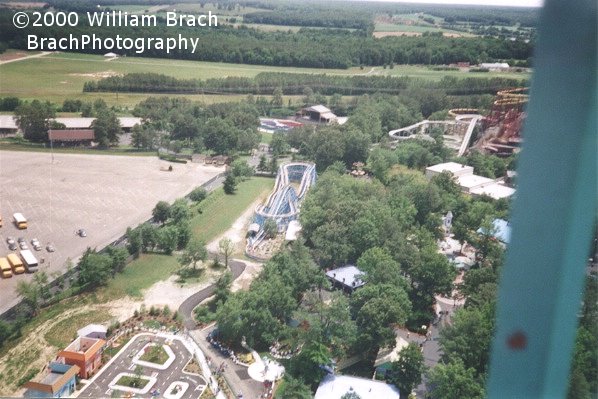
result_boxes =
[0,151,224,314]
[79,333,207,398]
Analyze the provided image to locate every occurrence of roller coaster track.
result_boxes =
[388,109,483,157]
[247,162,317,250]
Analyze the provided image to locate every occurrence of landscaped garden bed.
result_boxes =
[140,344,169,365]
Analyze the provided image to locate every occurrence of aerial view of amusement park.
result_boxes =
[0,0,595,398]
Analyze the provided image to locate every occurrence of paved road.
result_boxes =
[80,334,205,399]
[178,257,246,330]
[191,327,266,399]
[414,296,460,398]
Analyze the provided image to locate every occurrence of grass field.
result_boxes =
[100,254,181,300]
[0,51,529,108]
[0,52,354,107]
[96,176,273,300]
[191,176,273,243]
[44,309,112,348]
[381,65,529,81]
[374,22,474,37]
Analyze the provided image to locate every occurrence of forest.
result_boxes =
[0,6,533,69]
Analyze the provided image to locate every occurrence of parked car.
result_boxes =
[6,236,17,250]
[19,241,28,250]
[77,229,87,237]
[31,238,42,251]
[17,237,25,243]
[46,243,55,252]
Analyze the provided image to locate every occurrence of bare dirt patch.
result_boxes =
[69,70,122,78]
[230,259,263,293]
[142,273,217,310]
[0,51,37,62]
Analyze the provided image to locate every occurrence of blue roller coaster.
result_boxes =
[247,162,316,250]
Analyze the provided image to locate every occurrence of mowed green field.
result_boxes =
[0,51,529,108]
[0,52,356,107]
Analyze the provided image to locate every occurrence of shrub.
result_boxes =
[189,187,208,202]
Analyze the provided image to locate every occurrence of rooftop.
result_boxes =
[477,218,512,244]
[304,104,333,114]
[61,336,105,359]
[470,183,516,200]
[48,129,94,141]
[457,174,495,189]
[426,162,474,175]
[315,374,401,399]
[24,363,79,394]
[0,115,142,130]
[77,323,107,338]
[326,265,365,289]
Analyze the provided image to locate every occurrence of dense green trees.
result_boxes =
[567,277,598,398]
[133,97,260,155]
[351,284,412,353]
[152,201,171,225]
[389,343,426,396]
[216,241,327,349]
[4,9,531,69]
[131,124,160,150]
[92,106,121,147]
[223,174,237,194]
[13,100,55,142]
[77,248,128,289]
[427,359,485,399]
[179,238,208,270]
[86,72,525,98]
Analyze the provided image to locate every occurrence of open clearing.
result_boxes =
[0,51,529,107]
[0,150,224,315]
[0,52,355,106]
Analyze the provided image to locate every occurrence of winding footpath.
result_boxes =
[178,255,246,330]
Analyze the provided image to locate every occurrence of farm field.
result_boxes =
[0,51,529,107]
[0,52,355,107]
[379,64,529,80]
[374,22,466,34]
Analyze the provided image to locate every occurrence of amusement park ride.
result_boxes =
[475,87,529,156]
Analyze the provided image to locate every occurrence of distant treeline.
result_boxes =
[1,6,532,69]
[45,0,539,28]
[242,9,373,31]
[84,72,526,97]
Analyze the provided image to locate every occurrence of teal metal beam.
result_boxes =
[487,0,597,397]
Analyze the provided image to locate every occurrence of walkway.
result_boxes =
[178,256,246,330]
[0,51,51,65]
[190,326,266,399]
